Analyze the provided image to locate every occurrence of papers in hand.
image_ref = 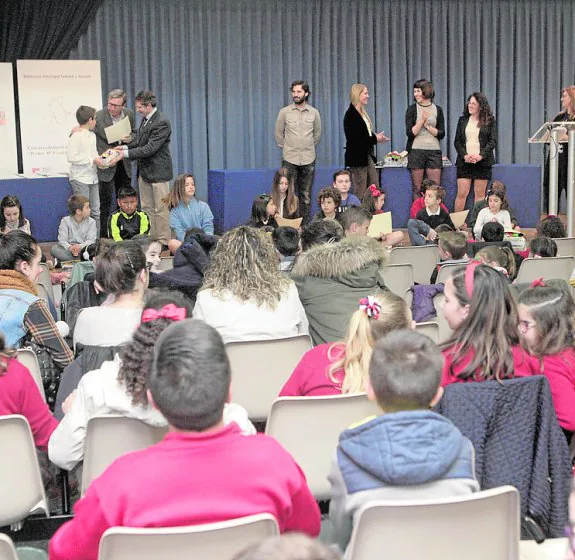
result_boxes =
[449,210,469,229]
[276,216,303,229]
[104,116,132,144]
[368,212,392,237]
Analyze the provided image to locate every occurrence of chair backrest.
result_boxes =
[157,256,174,271]
[415,321,439,344]
[388,245,439,285]
[0,415,49,527]
[515,256,575,284]
[0,534,18,560]
[347,486,519,560]
[36,263,55,305]
[435,263,461,285]
[265,394,379,500]
[35,282,51,305]
[432,293,453,344]
[226,335,312,421]
[554,237,575,257]
[82,415,168,495]
[15,348,46,402]
[381,264,413,300]
[98,514,279,560]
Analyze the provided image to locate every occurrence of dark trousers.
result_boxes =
[281,160,315,223]
[99,164,132,237]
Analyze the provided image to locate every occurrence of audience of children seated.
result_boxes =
[475,245,516,280]
[67,105,104,235]
[0,195,31,235]
[311,187,341,223]
[332,169,360,213]
[409,179,449,219]
[299,219,344,252]
[165,173,215,252]
[360,185,404,247]
[73,241,146,348]
[472,188,513,240]
[49,319,320,560]
[148,228,217,300]
[270,167,300,219]
[280,292,412,396]
[107,186,150,241]
[529,236,558,258]
[464,180,519,235]
[132,234,163,272]
[407,185,455,246]
[328,330,479,554]
[0,333,58,450]
[0,231,73,372]
[430,231,470,283]
[537,215,566,239]
[440,262,539,386]
[49,289,254,471]
[291,233,387,345]
[272,226,300,272]
[51,195,98,264]
[247,194,279,231]
[518,283,575,440]
[193,226,308,343]
[339,205,372,237]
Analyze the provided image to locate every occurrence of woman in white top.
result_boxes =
[49,289,255,471]
[193,225,308,343]
[73,240,147,349]
[453,92,498,212]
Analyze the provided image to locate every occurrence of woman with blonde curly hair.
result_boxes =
[49,289,255,471]
[280,292,413,396]
[193,225,308,343]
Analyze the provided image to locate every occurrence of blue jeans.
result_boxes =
[407,218,433,246]
[281,160,315,223]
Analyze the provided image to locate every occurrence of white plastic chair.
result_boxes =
[381,264,413,300]
[432,293,453,344]
[15,348,46,402]
[0,415,49,528]
[82,415,168,495]
[98,513,279,560]
[554,237,575,257]
[157,256,174,271]
[0,534,19,560]
[415,321,440,344]
[226,335,312,421]
[515,256,575,284]
[36,263,55,306]
[388,245,439,285]
[435,262,461,285]
[265,394,378,500]
[518,537,569,559]
[347,486,520,560]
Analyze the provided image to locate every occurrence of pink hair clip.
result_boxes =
[359,296,382,320]
[368,184,382,198]
[141,304,187,323]
[530,277,546,288]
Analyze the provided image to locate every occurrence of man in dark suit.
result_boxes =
[114,90,173,245]
[93,89,136,234]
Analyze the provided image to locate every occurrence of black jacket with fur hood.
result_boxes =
[291,236,387,345]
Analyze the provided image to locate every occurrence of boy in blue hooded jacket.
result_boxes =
[328,329,479,553]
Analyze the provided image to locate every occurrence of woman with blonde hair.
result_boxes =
[280,292,413,396]
[343,83,389,200]
[193,225,308,343]
[271,167,299,219]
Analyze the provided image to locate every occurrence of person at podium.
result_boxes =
[543,85,575,214]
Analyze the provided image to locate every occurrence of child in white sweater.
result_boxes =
[473,190,513,240]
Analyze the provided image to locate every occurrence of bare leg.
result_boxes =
[426,168,442,188]
[410,169,425,201]
[383,230,404,247]
[473,179,488,203]
[455,178,472,212]
[167,239,182,254]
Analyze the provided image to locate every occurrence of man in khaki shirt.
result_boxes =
[275,80,322,222]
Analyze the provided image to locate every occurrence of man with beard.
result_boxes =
[275,80,322,222]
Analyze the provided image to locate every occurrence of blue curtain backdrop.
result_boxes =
[69,0,575,200]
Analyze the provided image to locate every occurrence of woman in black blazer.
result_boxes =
[343,83,389,200]
[453,92,497,212]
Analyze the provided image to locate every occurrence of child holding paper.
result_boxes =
[361,185,403,247]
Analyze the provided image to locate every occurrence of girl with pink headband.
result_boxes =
[440,262,539,386]
[360,185,404,247]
